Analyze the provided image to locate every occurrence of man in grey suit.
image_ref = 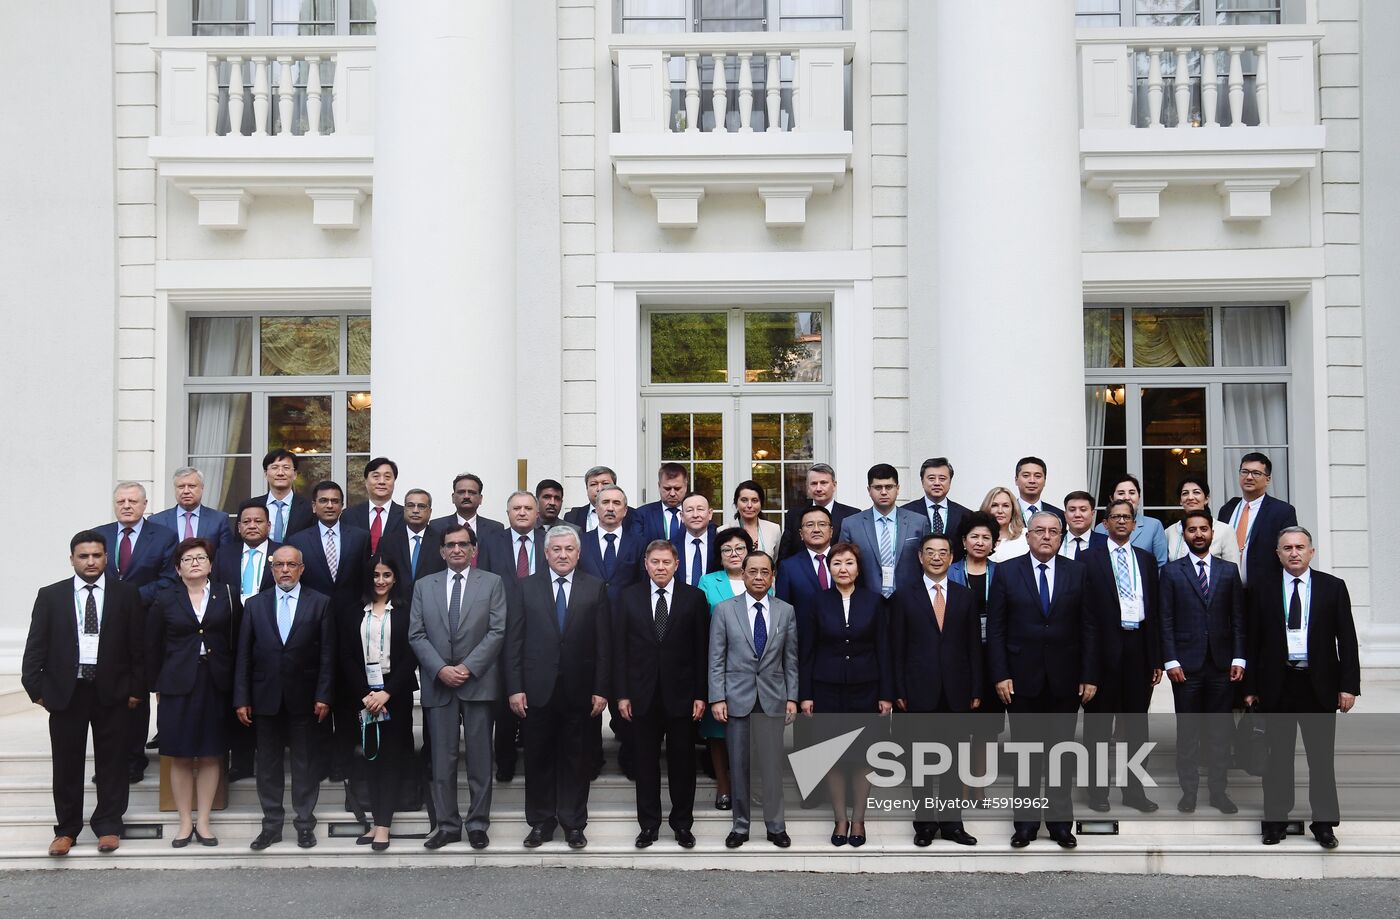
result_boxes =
[838,463,930,597]
[708,551,799,848]
[409,524,508,850]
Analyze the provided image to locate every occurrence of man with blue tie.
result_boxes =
[150,466,232,564]
[1014,456,1064,528]
[636,463,689,546]
[838,464,929,598]
[376,489,445,596]
[252,449,314,544]
[676,493,717,587]
[1058,491,1097,561]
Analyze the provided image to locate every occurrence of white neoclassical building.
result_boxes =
[2,0,1398,672]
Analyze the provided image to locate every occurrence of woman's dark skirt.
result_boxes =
[157,659,230,758]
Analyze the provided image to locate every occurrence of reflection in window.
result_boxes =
[1223,383,1288,502]
[1217,0,1281,26]
[1075,0,1121,26]
[1086,385,1127,507]
[1132,307,1211,368]
[744,311,822,383]
[268,395,333,494]
[349,0,377,34]
[261,316,340,376]
[660,412,725,517]
[348,316,372,375]
[1135,0,1202,27]
[751,412,814,524]
[190,317,254,377]
[1084,308,1125,369]
[346,391,372,504]
[272,0,334,36]
[193,0,251,36]
[650,313,728,383]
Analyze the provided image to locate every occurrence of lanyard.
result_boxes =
[1112,544,1139,597]
[1283,577,1308,629]
[363,607,389,664]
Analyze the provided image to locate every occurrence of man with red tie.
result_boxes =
[775,505,835,611]
[344,457,403,556]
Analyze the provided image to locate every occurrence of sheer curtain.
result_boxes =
[1084,315,1112,502]
[189,319,253,508]
[1220,308,1289,501]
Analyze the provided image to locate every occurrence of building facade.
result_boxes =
[3,0,1397,670]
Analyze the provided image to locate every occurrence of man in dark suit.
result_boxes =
[675,492,717,587]
[233,545,335,850]
[377,488,446,594]
[1245,526,1360,849]
[535,479,566,529]
[150,466,233,563]
[508,526,612,850]
[987,511,1098,850]
[1160,509,1246,814]
[286,480,368,781]
[838,464,929,598]
[902,457,971,560]
[22,531,145,857]
[778,463,858,559]
[1014,456,1064,528]
[96,481,177,782]
[564,465,635,532]
[1218,451,1299,589]
[1058,491,1097,561]
[342,457,403,555]
[615,540,708,848]
[775,504,834,611]
[890,533,982,846]
[635,462,690,545]
[1081,499,1162,813]
[252,449,314,543]
[429,473,505,549]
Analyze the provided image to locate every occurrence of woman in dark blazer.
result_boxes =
[948,511,1003,796]
[148,536,235,847]
[798,541,893,848]
[339,554,419,851]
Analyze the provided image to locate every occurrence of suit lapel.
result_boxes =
[734,597,756,656]
[1184,556,1208,603]
[1018,555,1040,604]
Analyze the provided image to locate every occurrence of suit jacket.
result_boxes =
[1159,553,1246,673]
[1089,515,1170,568]
[22,578,145,711]
[478,525,549,580]
[213,540,280,601]
[377,526,445,594]
[147,582,237,695]
[287,523,369,619]
[97,520,178,604]
[775,548,830,614]
[428,513,505,542]
[707,593,799,716]
[342,500,405,551]
[636,500,687,546]
[233,585,335,715]
[889,580,982,712]
[1217,494,1298,588]
[1082,542,1161,677]
[985,554,1098,698]
[252,491,315,541]
[149,504,233,563]
[507,570,612,708]
[675,526,719,587]
[798,588,893,703]
[838,508,930,596]
[563,504,640,532]
[338,598,420,704]
[1244,569,1360,710]
[779,500,860,559]
[613,580,709,719]
[409,567,509,705]
[578,526,646,607]
[900,497,972,558]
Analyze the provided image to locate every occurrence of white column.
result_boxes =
[932,0,1084,499]
[372,1,518,499]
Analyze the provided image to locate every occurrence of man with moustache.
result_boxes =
[564,466,633,532]
[430,473,505,548]
[535,479,566,529]
[376,488,446,593]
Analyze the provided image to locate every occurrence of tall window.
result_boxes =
[1084,305,1289,523]
[1075,0,1286,26]
[188,0,375,36]
[184,312,371,512]
[616,0,847,33]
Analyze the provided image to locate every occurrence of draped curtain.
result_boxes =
[1083,310,1123,501]
[1220,308,1289,500]
[188,318,253,509]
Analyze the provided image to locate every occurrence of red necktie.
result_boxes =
[816,553,829,589]
[516,534,530,579]
[118,527,134,575]
[369,507,384,554]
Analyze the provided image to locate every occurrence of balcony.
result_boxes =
[1078,25,1325,222]
[610,33,854,229]
[148,37,375,229]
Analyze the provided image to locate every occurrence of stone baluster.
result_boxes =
[306,55,323,136]
[737,51,753,132]
[1146,47,1164,128]
[765,51,781,132]
[1227,45,1244,127]
[226,56,245,135]
[251,56,269,136]
[1201,46,1218,126]
[1254,44,1268,126]
[790,49,800,130]
[206,56,220,135]
[276,56,294,135]
[712,52,728,132]
[1173,47,1190,127]
[684,52,700,133]
[662,52,674,131]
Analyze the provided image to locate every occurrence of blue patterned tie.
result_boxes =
[410,534,422,578]
[603,532,618,579]
[447,573,463,634]
[690,538,703,586]
[242,548,258,596]
[555,577,569,631]
[1037,563,1051,617]
[753,602,767,658]
[667,507,681,541]
[878,516,894,567]
[1197,560,1210,599]
[1114,547,1133,599]
[277,592,293,642]
[272,500,286,543]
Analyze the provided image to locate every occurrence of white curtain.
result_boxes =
[189,318,253,509]
[1084,315,1113,502]
[1220,308,1289,501]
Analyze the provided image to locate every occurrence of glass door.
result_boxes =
[644,396,735,522]
[741,396,828,526]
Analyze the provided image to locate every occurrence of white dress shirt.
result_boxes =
[923,498,949,529]
[1107,540,1145,626]
[275,582,301,630]
[444,566,471,606]
[240,540,271,602]
[585,506,599,531]
[1060,531,1092,560]
[596,524,624,556]
[511,528,537,575]
[745,594,769,640]
[651,579,674,614]
[682,532,709,577]
[361,601,393,674]
[552,569,575,605]
[1284,568,1312,663]
[1228,496,1264,584]
[808,546,831,583]
[1033,554,1057,599]
[1018,496,1045,523]
[73,575,106,665]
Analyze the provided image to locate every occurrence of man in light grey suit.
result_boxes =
[838,463,930,597]
[708,551,799,849]
[409,524,508,850]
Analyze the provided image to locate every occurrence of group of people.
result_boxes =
[21,449,1360,858]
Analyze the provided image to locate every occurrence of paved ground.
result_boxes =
[2,868,1397,918]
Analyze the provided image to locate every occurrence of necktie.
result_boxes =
[555,577,568,631]
[1073,536,1084,560]
[242,548,259,596]
[931,504,944,535]
[79,585,98,680]
[448,573,464,634]
[603,532,618,578]
[410,534,422,577]
[277,592,293,642]
[183,511,195,540]
[1197,560,1210,598]
[370,507,384,554]
[753,602,767,658]
[654,588,669,640]
[324,528,338,580]
[931,582,945,630]
[118,527,133,575]
[272,500,286,543]
[517,535,531,579]
[467,524,478,568]
[815,552,829,589]
[690,538,703,586]
[667,507,680,541]
[1037,562,1051,617]
[1288,577,1303,630]
[1235,502,1251,555]
[1114,547,1133,599]
[878,516,894,567]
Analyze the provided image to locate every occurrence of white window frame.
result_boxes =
[1075,0,1299,27]
[179,0,373,37]
[615,0,849,34]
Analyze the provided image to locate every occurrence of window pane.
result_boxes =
[744,311,822,382]
[1076,0,1121,25]
[1223,383,1289,502]
[348,316,371,375]
[1141,386,1206,446]
[188,392,252,512]
[1142,447,1207,512]
[346,392,371,453]
[1132,307,1212,368]
[1135,0,1201,26]
[1084,308,1125,368]
[1088,448,1128,508]
[650,313,727,383]
[261,316,340,376]
[189,317,254,376]
[693,412,723,460]
[624,0,686,15]
[751,411,814,524]
[779,0,844,29]
[345,457,370,505]
[658,412,726,514]
[1086,385,1127,447]
[693,462,724,521]
[1221,306,1286,366]
[268,395,333,493]
[193,0,250,35]
[189,456,252,513]
[1223,448,1289,504]
[1218,0,1280,25]
[699,0,766,31]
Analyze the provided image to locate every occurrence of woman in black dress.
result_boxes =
[948,511,1002,796]
[797,542,892,848]
[149,536,234,847]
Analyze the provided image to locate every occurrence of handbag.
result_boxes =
[1233,701,1269,777]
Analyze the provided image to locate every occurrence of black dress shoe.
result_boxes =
[1262,827,1285,845]
[127,769,146,785]
[832,827,849,847]
[356,832,375,846]
[565,829,587,849]
[715,794,732,811]
[468,830,490,850]
[296,829,317,849]
[725,831,748,849]
[145,736,160,749]
[766,830,791,848]
[635,828,659,849]
[1209,793,1239,815]
[226,767,253,783]
[194,829,218,847]
[1122,793,1159,813]
[1049,829,1077,850]
[523,826,553,848]
[1177,792,1197,813]
[423,829,460,849]
[371,839,390,852]
[249,830,281,851]
[1313,828,1339,850]
[495,769,515,783]
[675,829,696,849]
[847,834,865,848]
[172,832,193,849]
[1087,796,1111,813]
[941,828,978,847]
[1010,829,1036,849]
[327,768,345,783]
[913,829,934,847]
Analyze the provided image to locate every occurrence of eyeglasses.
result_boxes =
[920,548,951,558]
[180,555,210,564]
[404,501,431,510]
[719,545,747,556]
[1106,514,1134,522]
[270,561,302,569]
[800,521,831,530]
[443,541,474,550]
[1239,469,1270,479]
[1028,527,1062,537]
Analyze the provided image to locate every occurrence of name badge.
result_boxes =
[364,661,384,688]
[881,564,896,586]
[78,632,100,665]
[980,614,988,642]
[1119,595,1144,628]
[1286,626,1307,661]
